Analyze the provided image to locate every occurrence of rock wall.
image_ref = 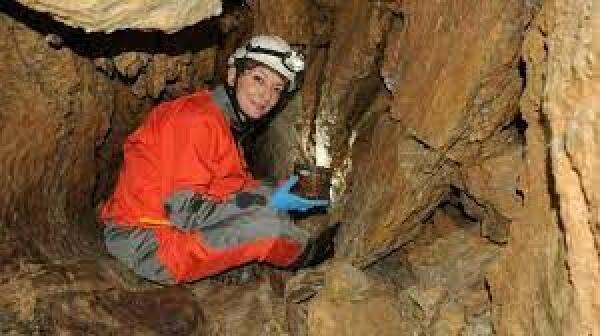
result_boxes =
[245,0,599,334]
[0,3,114,260]
[487,0,599,334]
[320,0,527,266]
[543,1,599,332]
[0,2,219,261]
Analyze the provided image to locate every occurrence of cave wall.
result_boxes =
[245,0,599,333]
[0,4,114,260]
[0,2,220,261]
[543,2,599,332]
[337,0,527,265]
[0,0,598,334]
[487,0,599,334]
[249,0,528,264]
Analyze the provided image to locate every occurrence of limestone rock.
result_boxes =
[321,262,372,302]
[429,301,466,336]
[285,269,326,304]
[405,230,500,296]
[393,222,498,334]
[331,0,527,266]
[406,285,448,325]
[247,0,318,44]
[306,262,419,336]
[0,7,115,258]
[386,0,525,150]
[189,272,291,336]
[543,1,600,333]
[0,259,205,335]
[486,1,600,334]
[113,51,150,78]
[339,120,455,266]
[15,0,223,33]
[460,142,524,220]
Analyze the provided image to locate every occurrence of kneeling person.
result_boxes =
[100,35,335,284]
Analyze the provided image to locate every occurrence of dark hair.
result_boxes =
[234,58,289,89]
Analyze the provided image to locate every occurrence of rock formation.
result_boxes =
[13,0,222,33]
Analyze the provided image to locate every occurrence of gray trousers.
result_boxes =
[104,186,309,284]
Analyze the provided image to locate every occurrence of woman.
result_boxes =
[100,35,336,284]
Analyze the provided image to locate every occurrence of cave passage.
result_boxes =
[0,0,598,335]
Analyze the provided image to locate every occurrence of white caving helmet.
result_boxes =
[228,35,305,92]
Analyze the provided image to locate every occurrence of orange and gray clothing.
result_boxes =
[100,86,308,284]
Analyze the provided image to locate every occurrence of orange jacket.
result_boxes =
[101,90,259,227]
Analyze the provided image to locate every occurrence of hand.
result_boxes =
[268,175,329,212]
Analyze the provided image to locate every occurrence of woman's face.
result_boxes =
[228,65,286,119]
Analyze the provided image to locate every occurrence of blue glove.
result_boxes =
[269,175,329,212]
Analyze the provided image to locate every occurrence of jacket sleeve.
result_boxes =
[164,186,274,232]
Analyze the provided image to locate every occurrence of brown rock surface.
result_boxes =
[0,5,114,259]
[544,2,599,333]
[306,262,420,336]
[487,1,599,335]
[335,0,527,266]
[0,3,220,261]
[0,258,206,335]
[1,0,598,335]
[387,0,525,151]
[189,271,291,335]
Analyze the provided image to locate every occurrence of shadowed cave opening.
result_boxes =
[1,0,597,335]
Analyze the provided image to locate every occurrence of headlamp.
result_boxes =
[284,52,305,73]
